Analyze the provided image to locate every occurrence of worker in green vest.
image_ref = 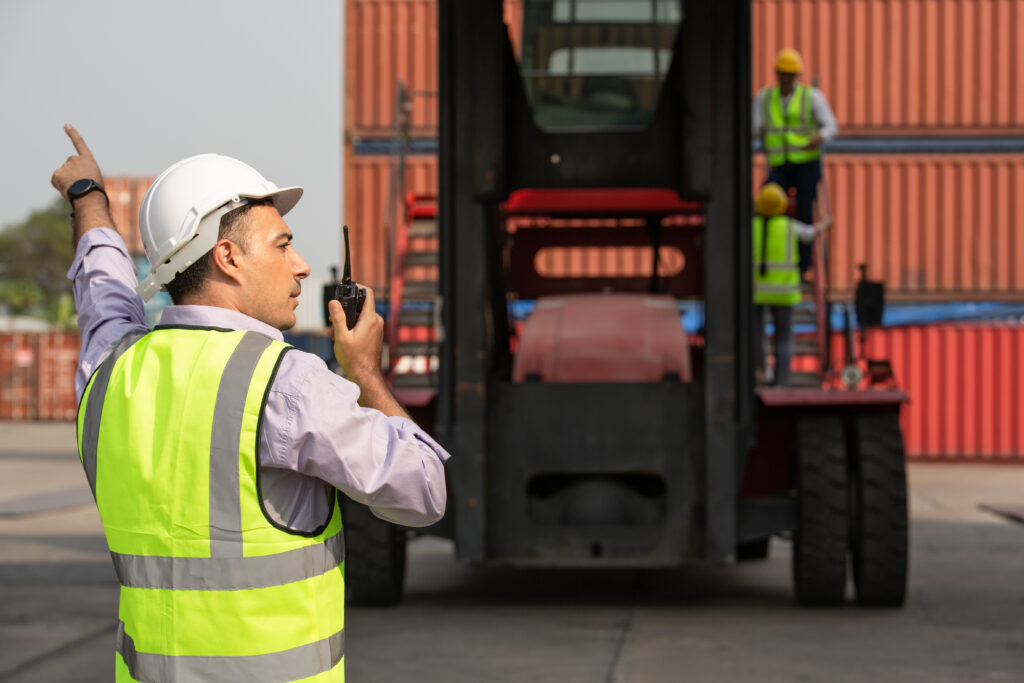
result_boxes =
[753,183,832,386]
[753,47,838,277]
[52,124,450,682]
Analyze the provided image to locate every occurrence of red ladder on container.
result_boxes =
[786,179,833,388]
[386,193,441,407]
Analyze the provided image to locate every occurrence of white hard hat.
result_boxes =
[136,153,303,301]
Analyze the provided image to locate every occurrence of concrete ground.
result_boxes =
[1,420,1021,682]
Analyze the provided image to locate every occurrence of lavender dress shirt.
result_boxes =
[68,228,449,530]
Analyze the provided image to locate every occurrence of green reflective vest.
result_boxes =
[761,84,821,165]
[77,328,345,682]
[753,215,802,306]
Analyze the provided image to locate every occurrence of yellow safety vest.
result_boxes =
[753,215,802,306]
[77,327,345,682]
[761,84,821,166]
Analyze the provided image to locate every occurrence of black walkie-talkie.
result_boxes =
[335,225,366,329]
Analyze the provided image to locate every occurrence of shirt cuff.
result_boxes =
[390,416,451,463]
[66,228,133,281]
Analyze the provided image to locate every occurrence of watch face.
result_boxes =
[68,178,101,200]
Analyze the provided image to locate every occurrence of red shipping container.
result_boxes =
[794,323,1024,461]
[863,323,1024,461]
[0,333,81,421]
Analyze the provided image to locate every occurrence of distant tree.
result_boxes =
[0,280,44,314]
[0,199,76,325]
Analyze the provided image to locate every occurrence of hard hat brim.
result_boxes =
[263,186,303,217]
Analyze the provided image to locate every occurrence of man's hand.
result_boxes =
[51,125,112,246]
[803,133,823,150]
[51,124,104,198]
[328,287,410,418]
[814,216,834,232]
[329,286,384,380]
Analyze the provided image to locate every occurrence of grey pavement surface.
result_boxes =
[1,420,1022,682]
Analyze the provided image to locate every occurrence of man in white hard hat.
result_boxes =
[753,47,838,278]
[52,124,448,682]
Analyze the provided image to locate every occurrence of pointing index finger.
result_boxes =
[64,124,92,158]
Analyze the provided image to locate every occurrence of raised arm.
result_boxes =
[53,125,149,400]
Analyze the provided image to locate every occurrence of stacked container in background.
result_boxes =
[345,0,440,288]
[339,0,1024,459]
[753,0,1024,460]
[0,333,80,421]
[753,0,1024,301]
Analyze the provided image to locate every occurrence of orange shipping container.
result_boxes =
[820,154,1024,300]
[343,0,535,138]
[346,0,439,138]
[753,0,1024,135]
[344,148,438,289]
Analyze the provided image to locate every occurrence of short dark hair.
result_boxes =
[164,198,274,304]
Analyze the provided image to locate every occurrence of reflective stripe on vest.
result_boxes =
[761,84,820,165]
[109,530,344,590]
[79,329,150,497]
[117,621,344,683]
[753,215,802,306]
[77,328,345,682]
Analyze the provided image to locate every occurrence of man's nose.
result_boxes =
[293,251,311,279]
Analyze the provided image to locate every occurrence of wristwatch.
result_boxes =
[67,178,108,206]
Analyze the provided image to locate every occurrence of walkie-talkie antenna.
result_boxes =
[336,224,366,329]
[342,225,352,282]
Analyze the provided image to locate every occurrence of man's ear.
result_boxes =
[210,239,245,285]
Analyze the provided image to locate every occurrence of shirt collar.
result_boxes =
[156,305,285,341]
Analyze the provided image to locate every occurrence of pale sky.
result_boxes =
[0,0,343,280]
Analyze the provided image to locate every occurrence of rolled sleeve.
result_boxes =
[794,219,817,244]
[261,350,449,528]
[812,89,839,141]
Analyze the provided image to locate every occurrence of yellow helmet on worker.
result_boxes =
[755,183,789,217]
[775,48,804,75]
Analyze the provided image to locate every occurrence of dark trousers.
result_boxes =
[754,305,794,386]
[765,159,821,273]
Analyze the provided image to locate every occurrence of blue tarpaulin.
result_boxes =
[506,299,1024,334]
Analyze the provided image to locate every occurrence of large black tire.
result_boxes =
[849,413,909,606]
[792,415,848,606]
[341,498,408,605]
